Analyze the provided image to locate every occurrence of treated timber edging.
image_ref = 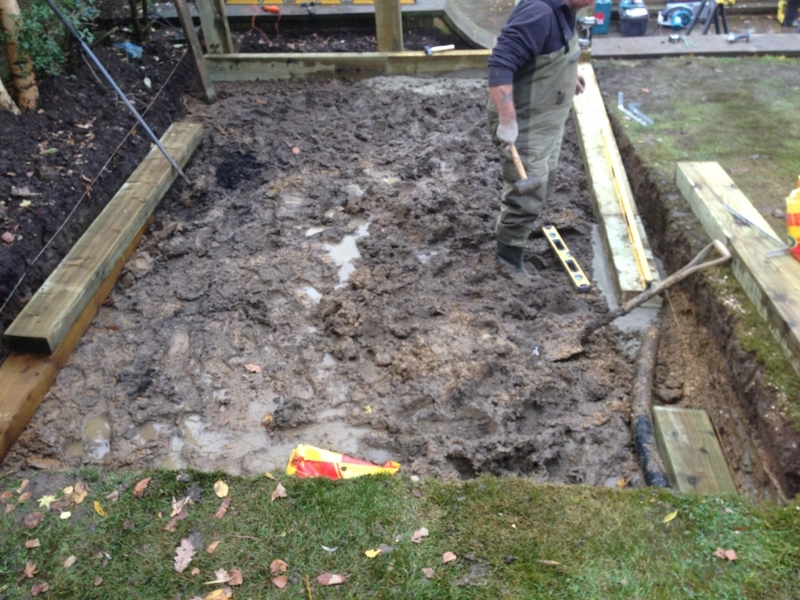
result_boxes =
[4,122,203,353]
[591,32,800,59]
[676,161,800,376]
[205,50,491,81]
[572,62,662,305]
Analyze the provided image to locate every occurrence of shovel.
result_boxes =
[545,239,731,361]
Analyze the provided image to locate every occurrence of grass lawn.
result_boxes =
[1,470,799,599]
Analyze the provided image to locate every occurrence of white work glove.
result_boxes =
[496,120,518,147]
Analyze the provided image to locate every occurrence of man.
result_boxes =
[488,0,593,276]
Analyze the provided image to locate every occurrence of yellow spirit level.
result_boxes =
[542,225,591,293]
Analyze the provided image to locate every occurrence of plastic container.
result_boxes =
[620,5,650,36]
[786,176,800,261]
[593,0,612,34]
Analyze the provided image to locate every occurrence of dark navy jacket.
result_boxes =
[487,0,577,87]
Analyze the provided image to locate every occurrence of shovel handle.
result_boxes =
[508,144,528,182]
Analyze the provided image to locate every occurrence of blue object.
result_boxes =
[113,41,143,59]
[593,0,612,34]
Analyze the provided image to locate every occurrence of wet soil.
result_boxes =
[0,26,791,500]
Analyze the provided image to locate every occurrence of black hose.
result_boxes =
[631,324,671,488]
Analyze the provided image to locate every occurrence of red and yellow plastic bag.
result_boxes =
[285,444,400,480]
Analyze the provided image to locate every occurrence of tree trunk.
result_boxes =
[0,0,39,112]
[0,76,21,114]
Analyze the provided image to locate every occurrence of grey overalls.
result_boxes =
[488,19,581,247]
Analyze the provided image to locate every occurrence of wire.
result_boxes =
[0,49,188,320]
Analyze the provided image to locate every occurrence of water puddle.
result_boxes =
[324,221,370,288]
[65,415,111,460]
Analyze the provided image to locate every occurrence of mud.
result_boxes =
[2,69,785,500]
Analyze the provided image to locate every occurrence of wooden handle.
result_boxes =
[509,144,527,181]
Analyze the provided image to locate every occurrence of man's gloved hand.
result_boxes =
[496,119,518,147]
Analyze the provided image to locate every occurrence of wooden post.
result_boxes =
[195,0,233,55]
[172,0,217,103]
[375,0,403,53]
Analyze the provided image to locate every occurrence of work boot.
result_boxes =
[496,240,528,279]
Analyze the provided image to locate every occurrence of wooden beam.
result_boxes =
[676,161,800,375]
[375,0,404,53]
[572,63,661,306]
[4,122,203,354]
[591,32,800,60]
[0,216,152,462]
[653,406,738,494]
[195,0,233,55]
[205,50,491,81]
[173,0,217,103]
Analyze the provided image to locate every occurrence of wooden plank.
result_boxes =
[443,0,497,50]
[375,0,404,52]
[572,62,661,306]
[591,32,800,59]
[4,122,203,354]
[195,0,233,55]
[653,406,738,494]
[677,161,800,375]
[0,216,152,462]
[205,51,491,81]
[173,0,217,103]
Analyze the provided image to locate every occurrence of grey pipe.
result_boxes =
[43,0,188,182]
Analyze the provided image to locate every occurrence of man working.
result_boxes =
[488,0,593,276]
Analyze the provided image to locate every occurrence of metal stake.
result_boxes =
[618,92,649,126]
[44,0,189,182]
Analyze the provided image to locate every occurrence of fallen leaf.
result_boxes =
[411,527,429,543]
[105,490,119,502]
[60,511,71,520]
[215,496,231,519]
[271,483,287,501]
[410,475,420,483]
[206,568,230,584]
[37,495,57,509]
[536,559,563,567]
[662,510,678,524]
[171,496,191,517]
[191,567,201,575]
[422,567,435,579]
[31,582,49,596]
[133,478,151,499]
[17,479,30,493]
[365,549,381,558]
[24,512,44,529]
[24,561,39,578]
[228,567,243,586]
[364,405,372,414]
[616,478,627,489]
[714,547,738,561]
[207,541,220,554]
[377,543,394,554]
[143,76,152,89]
[272,575,288,588]
[214,480,229,498]
[317,573,345,585]
[270,559,288,576]
[4,504,14,514]
[2,232,14,244]
[18,491,32,503]
[261,414,274,427]
[321,545,338,553]
[264,472,276,480]
[63,556,76,568]
[641,87,650,93]
[292,146,301,155]
[93,500,106,517]
[174,538,196,573]
[93,576,103,586]
[72,481,89,504]
[0,490,12,501]
[62,486,74,497]
[203,587,232,600]
[442,551,457,564]
[244,363,261,373]
[25,539,40,548]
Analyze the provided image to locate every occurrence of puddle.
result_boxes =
[591,225,660,355]
[65,415,111,460]
[324,221,370,288]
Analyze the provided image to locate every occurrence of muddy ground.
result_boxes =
[0,26,789,500]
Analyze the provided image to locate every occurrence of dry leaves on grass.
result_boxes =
[207,541,220,554]
[272,575,288,589]
[0,490,12,501]
[72,481,89,504]
[17,479,29,493]
[93,500,106,517]
[37,495,57,509]
[270,559,289,588]
[133,478,151,499]
[411,527,429,543]
[271,483,287,501]
[24,512,44,529]
[317,573,346,586]
[63,556,76,569]
[174,538,197,573]
[93,577,103,587]
[105,490,120,502]
[215,497,231,520]
[30,582,49,596]
[662,510,678,524]
[23,561,39,578]
[25,539,40,548]
[442,551,457,564]
[714,548,738,561]
[214,480,229,498]
[422,567,435,579]
[18,491,32,503]
[200,587,232,600]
